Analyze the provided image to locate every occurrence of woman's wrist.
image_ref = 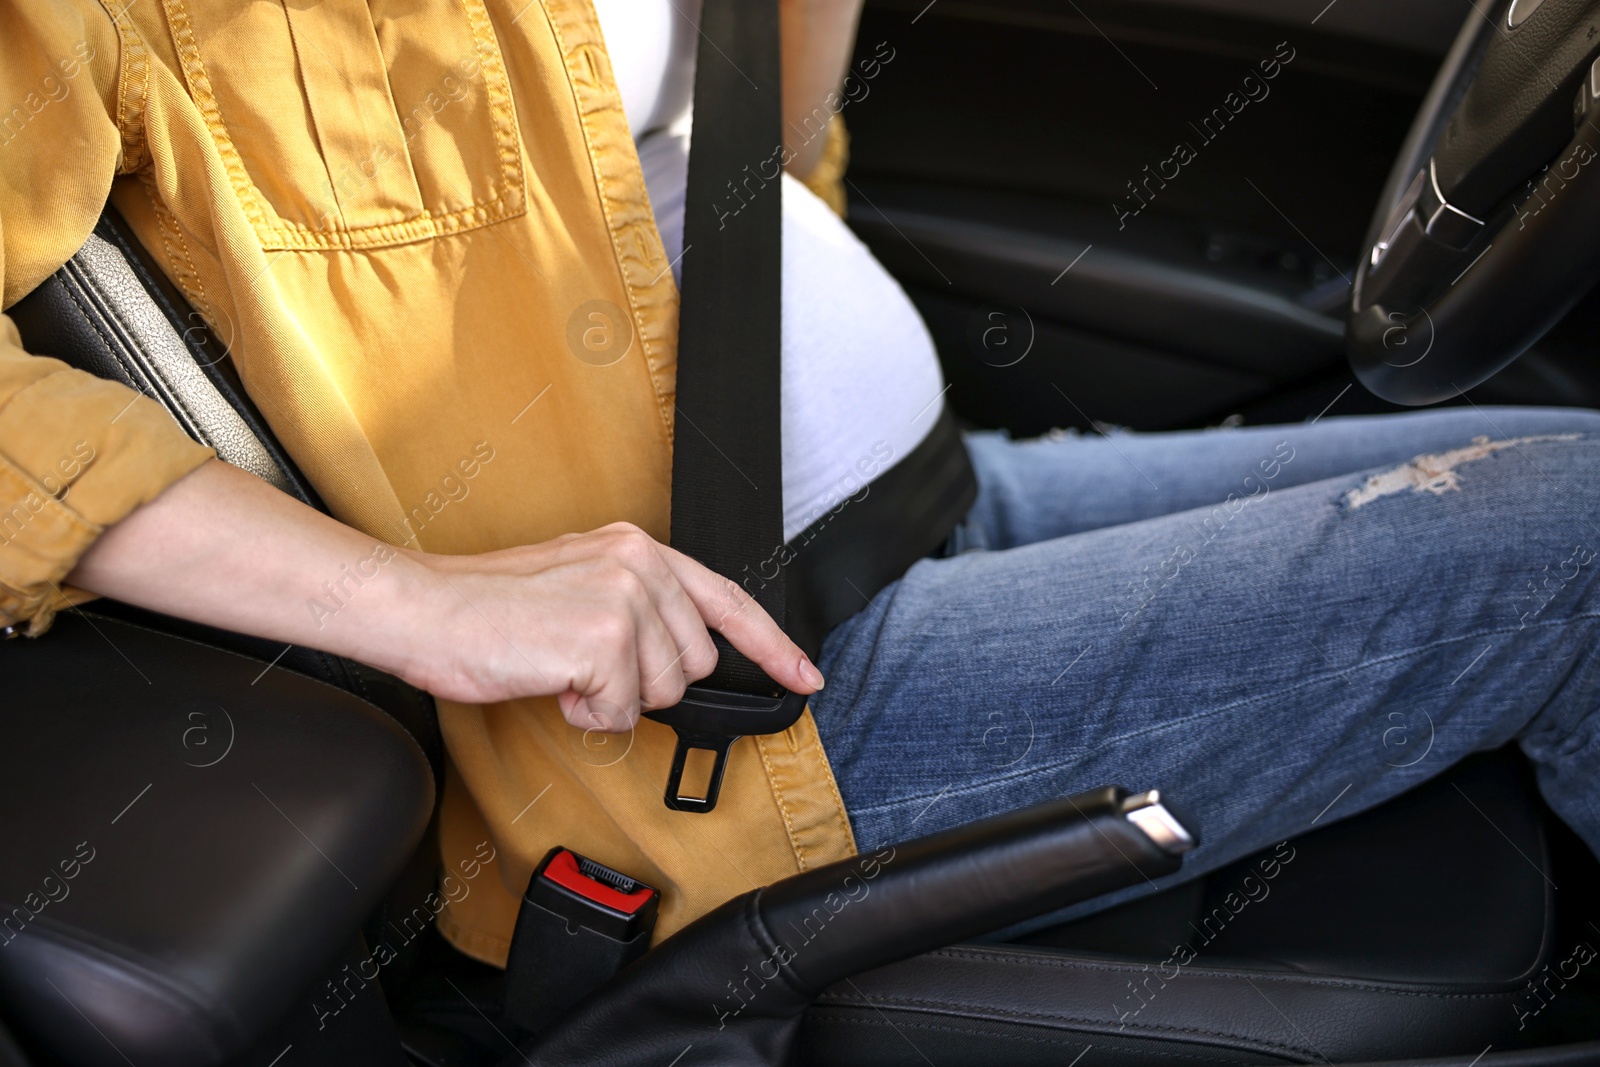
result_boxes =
[332,548,469,693]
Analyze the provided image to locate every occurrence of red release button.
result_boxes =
[542,850,655,915]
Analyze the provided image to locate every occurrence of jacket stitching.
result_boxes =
[437,906,511,966]
[754,732,807,870]
[159,0,526,251]
[98,0,151,174]
[464,0,525,210]
[812,717,859,856]
[540,0,678,444]
[161,0,270,234]
[0,457,100,542]
[135,171,216,332]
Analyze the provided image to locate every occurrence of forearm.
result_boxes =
[64,458,820,725]
[66,458,434,682]
[781,0,865,177]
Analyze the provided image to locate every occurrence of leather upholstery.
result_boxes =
[80,599,446,788]
[521,787,1185,1065]
[0,611,434,1066]
[798,753,1554,1064]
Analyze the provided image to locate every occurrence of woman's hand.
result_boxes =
[406,523,822,731]
[68,460,822,733]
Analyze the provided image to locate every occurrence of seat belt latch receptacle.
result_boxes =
[503,847,660,1033]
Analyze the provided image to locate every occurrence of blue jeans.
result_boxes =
[810,406,1600,929]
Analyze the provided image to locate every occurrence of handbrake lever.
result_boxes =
[515,785,1197,1066]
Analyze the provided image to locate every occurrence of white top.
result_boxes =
[592,0,946,542]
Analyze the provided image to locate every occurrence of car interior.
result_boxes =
[5,0,1600,1064]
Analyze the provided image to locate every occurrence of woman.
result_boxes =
[2,0,1595,964]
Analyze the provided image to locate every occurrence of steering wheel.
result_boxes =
[1349,0,1600,404]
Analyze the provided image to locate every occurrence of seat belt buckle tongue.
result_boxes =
[502,848,660,1033]
[644,684,809,814]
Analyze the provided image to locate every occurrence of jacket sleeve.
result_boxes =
[0,4,215,635]
[799,116,850,218]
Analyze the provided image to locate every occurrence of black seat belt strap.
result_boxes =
[671,0,784,684]
[642,0,806,812]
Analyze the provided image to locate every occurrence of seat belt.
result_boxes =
[643,0,982,813]
[641,0,806,813]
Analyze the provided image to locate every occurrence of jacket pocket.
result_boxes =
[163,0,524,250]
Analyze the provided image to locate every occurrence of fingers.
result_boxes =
[563,598,643,732]
[519,524,823,738]
[658,544,825,695]
[631,587,691,710]
[578,524,720,684]
[561,690,634,735]
[619,535,720,685]
[557,547,694,730]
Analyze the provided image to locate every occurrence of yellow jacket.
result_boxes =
[0,0,855,960]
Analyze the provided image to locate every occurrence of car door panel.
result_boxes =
[847,0,1452,430]
[1134,0,1471,51]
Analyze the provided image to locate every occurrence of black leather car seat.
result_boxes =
[6,208,1571,1066]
